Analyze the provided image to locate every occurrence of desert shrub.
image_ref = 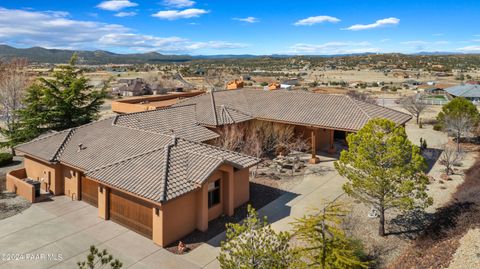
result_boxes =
[0,153,13,167]
[433,124,443,131]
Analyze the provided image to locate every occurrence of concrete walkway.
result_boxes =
[0,196,199,269]
[183,157,346,268]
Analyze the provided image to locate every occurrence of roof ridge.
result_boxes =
[160,142,174,202]
[210,91,219,125]
[219,105,234,124]
[50,128,76,162]
[85,146,167,174]
[14,128,71,149]
[177,136,261,162]
[345,95,371,120]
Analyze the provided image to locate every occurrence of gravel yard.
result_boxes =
[0,192,31,220]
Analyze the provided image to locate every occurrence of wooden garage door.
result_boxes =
[81,177,98,207]
[109,190,153,238]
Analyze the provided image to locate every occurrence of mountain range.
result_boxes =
[0,44,467,65]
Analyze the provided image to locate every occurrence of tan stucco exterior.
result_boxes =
[6,168,35,203]
[98,185,109,220]
[63,166,81,200]
[151,164,249,247]
[24,156,63,195]
[15,148,252,248]
[111,91,204,114]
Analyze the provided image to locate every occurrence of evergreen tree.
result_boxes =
[291,202,369,269]
[218,205,293,269]
[334,119,432,236]
[3,54,106,146]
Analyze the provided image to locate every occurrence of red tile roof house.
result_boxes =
[7,89,411,247]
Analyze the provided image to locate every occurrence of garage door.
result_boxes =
[81,177,98,207]
[109,190,153,238]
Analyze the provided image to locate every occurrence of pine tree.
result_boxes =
[3,54,107,146]
[291,201,369,269]
[334,119,432,236]
[218,205,293,269]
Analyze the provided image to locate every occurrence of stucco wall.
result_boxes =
[156,189,199,246]
[233,168,250,208]
[63,166,81,200]
[24,156,62,195]
[6,168,35,203]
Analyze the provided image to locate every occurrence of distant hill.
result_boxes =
[0,45,193,64]
[0,45,475,65]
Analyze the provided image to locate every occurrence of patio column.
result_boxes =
[98,186,109,220]
[309,128,319,164]
[328,129,336,154]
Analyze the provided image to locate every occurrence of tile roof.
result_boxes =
[113,104,219,142]
[15,129,74,162]
[176,89,411,131]
[85,137,259,203]
[16,117,259,203]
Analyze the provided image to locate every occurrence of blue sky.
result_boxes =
[0,0,479,55]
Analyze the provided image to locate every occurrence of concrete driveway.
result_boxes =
[0,196,199,269]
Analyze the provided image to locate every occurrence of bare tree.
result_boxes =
[0,58,29,154]
[400,95,427,125]
[439,143,464,175]
[214,124,245,151]
[346,90,376,104]
[204,69,229,91]
[444,113,474,152]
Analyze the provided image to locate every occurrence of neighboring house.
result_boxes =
[226,79,244,90]
[266,83,281,90]
[281,78,300,86]
[8,89,411,247]
[113,78,152,97]
[445,84,480,102]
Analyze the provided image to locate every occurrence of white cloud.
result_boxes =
[0,7,243,53]
[152,8,208,20]
[162,0,195,8]
[343,17,400,31]
[433,33,444,36]
[233,17,259,23]
[294,16,340,26]
[97,0,138,11]
[457,46,480,52]
[115,11,137,17]
[290,41,380,55]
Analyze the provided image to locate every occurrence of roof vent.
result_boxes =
[170,129,177,146]
[77,143,86,152]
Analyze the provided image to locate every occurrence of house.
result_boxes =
[266,83,280,90]
[8,89,411,247]
[445,84,480,102]
[9,105,259,247]
[226,79,244,90]
[113,78,152,97]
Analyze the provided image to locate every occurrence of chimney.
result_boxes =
[77,143,84,152]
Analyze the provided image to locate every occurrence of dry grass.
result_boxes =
[389,153,480,269]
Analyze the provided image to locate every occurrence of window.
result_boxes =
[208,179,221,208]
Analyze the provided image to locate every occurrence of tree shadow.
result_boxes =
[422,148,442,174]
[387,202,475,240]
